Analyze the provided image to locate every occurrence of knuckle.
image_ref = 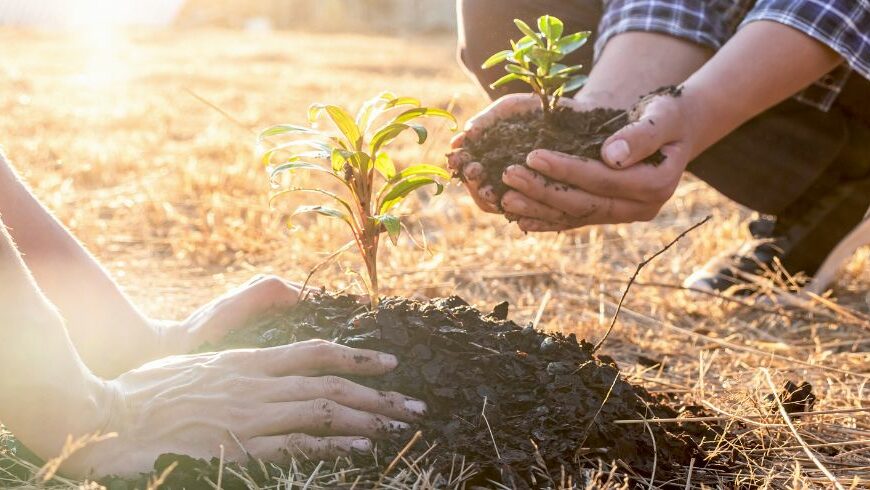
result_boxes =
[311,398,337,426]
[321,375,347,397]
[259,276,291,294]
[302,338,335,355]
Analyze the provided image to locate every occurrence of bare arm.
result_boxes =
[0,213,109,461]
[0,156,162,376]
[0,154,305,377]
[497,21,843,231]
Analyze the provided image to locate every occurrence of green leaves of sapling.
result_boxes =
[258,93,456,305]
[481,15,590,114]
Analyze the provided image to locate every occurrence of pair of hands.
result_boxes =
[60,276,424,478]
[448,92,700,231]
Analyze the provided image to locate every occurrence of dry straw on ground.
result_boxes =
[0,27,867,488]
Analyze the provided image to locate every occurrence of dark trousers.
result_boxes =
[458,0,870,272]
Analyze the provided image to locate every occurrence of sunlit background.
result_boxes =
[1,2,868,487]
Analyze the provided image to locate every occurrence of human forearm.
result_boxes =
[680,20,843,157]
[0,215,108,461]
[576,31,711,110]
[0,155,160,376]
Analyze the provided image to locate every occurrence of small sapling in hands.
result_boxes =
[259,93,457,306]
[481,15,590,118]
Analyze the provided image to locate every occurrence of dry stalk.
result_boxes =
[762,368,846,490]
[592,215,711,353]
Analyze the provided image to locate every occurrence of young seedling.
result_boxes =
[259,92,457,306]
[482,15,590,118]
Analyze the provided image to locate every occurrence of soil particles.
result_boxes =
[123,293,701,488]
[460,97,673,204]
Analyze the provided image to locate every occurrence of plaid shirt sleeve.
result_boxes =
[594,1,749,57]
[596,0,870,112]
[739,0,870,111]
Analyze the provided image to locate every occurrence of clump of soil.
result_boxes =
[173,293,700,487]
[458,88,679,204]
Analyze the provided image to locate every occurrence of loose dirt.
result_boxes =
[144,293,702,488]
[459,90,678,204]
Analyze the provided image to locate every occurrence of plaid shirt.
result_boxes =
[595,0,870,111]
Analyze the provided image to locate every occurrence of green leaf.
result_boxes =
[370,123,428,154]
[562,75,588,93]
[330,148,354,173]
[378,175,444,214]
[292,205,353,227]
[258,124,321,144]
[556,31,590,54]
[260,140,333,166]
[481,49,513,69]
[349,151,372,175]
[270,187,356,220]
[269,161,346,186]
[537,15,563,40]
[555,64,585,76]
[392,163,450,181]
[391,107,458,130]
[505,64,535,77]
[513,19,543,46]
[490,72,524,89]
[529,46,562,66]
[308,104,363,150]
[375,214,401,245]
[355,93,422,133]
[374,152,396,179]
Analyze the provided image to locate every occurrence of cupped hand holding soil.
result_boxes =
[449,89,685,232]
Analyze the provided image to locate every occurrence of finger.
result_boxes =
[264,375,426,421]
[248,434,371,462]
[525,150,680,202]
[477,185,501,211]
[250,399,411,438]
[445,149,472,174]
[516,218,578,233]
[500,191,576,226]
[191,276,301,344]
[262,339,398,377]
[463,93,540,139]
[601,97,680,168]
[501,165,658,224]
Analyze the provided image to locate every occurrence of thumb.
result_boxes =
[601,97,680,168]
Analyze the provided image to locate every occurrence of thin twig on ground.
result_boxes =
[593,215,711,353]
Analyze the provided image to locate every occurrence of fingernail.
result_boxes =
[378,353,398,369]
[503,197,526,213]
[352,439,372,453]
[480,187,497,203]
[503,165,528,182]
[464,163,482,181]
[526,152,550,172]
[604,140,630,165]
[405,399,428,415]
[389,421,411,432]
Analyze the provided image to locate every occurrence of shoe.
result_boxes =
[682,217,787,295]
[685,180,870,295]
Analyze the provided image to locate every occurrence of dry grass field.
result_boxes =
[0,26,868,488]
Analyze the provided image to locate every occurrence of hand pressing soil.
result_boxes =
[102,294,706,489]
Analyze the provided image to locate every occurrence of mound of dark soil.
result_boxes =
[166,293,699,487]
